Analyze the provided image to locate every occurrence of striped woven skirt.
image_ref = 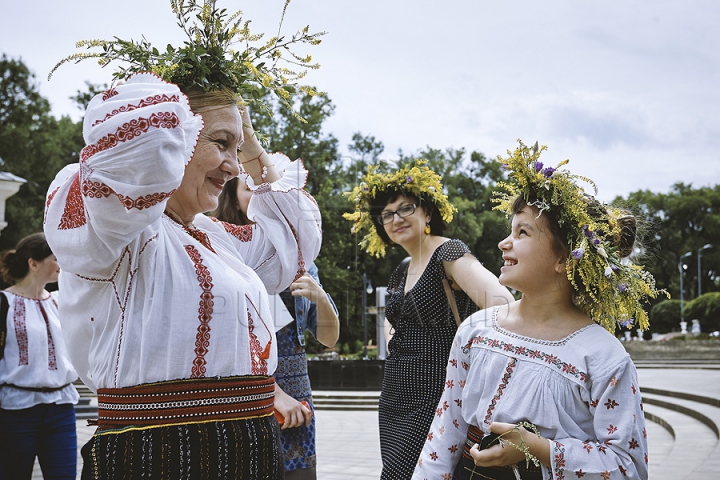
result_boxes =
[80,375,283,480]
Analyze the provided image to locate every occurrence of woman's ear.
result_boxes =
[28,258,39,272]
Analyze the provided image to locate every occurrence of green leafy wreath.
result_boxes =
[49,0,325,122]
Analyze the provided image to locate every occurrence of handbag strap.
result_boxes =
[0,292,8,361]
[442,278,462,327]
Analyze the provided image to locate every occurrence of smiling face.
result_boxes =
[167,105,242,221]
[497,206,568,294]
[381,194,429,248]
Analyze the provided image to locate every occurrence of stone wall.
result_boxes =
[622,339,720,360]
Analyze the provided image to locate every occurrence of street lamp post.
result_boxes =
[679,251,692,325]
[698,244,713,297]
[362,273,373,360]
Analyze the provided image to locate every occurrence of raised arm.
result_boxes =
[44,74,203,275]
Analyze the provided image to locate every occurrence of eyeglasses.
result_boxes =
[376,204,417,225]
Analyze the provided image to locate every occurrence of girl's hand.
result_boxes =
[469,422,530,467]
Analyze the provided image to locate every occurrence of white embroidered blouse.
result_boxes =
[43,74,322,392]
[413,307,649,480]
[0,291,79,409]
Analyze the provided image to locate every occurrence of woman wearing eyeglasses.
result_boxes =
[345,161,514,479]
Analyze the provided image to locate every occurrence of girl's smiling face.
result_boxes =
[497,206,567,293]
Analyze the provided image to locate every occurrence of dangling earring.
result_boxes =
[424,223,431,235]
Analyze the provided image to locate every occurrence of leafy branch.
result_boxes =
[49,0,325,122]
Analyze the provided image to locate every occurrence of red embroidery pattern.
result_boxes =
[92,94,181,126]
[553,441,566,480]
[484,357,517,425]
[37,301,58,370]
[80,112,180,163]
[12,298,29,366]
[102,88,118,101]
[84,179,175,210]
[58,173,87,230]
[247,311,268,375]
[44,186,60,225]
[463,336,588,382]
[184,245,214,379]
[220,221,253,242]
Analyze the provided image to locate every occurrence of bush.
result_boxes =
[650,300,682,333]
[685,292,720,333]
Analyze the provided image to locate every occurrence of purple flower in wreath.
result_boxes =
[618,283,628,293]
[583,225,595,240]
[572,247,585,260]
[593,238,601,246]
[541,167,555,178]
[534,161,544,172]
[501,163,508,170]
[405,175,413,184]
[620,318,634,329]
[611,264,619,273]
[361,182,369,192]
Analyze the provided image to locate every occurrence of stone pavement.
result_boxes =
[30,367,720,479]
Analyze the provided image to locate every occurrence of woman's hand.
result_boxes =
[238,104,263,161]
[289,272,340,347]
[274,384,313,430]
[289,273,325,304]
[237,104,280,184]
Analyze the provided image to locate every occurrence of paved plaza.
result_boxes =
[30,367,720,479]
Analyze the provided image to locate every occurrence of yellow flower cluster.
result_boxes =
[48,0,324,123]
[343,160,456,258]
[493,140,667,332]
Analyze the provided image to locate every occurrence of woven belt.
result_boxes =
[1,383,71,393]
[96,375,275,430]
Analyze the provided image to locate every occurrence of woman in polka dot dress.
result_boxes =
[346,162,514,479]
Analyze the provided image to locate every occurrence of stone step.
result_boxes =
[642,400,718,479]
[641,391,720,478]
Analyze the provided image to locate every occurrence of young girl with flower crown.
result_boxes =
[412,142,661,480]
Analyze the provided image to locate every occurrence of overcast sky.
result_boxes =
[1,0,719,201]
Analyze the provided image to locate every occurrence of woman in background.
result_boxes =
[0,233,79,480]
[345,161,514,479]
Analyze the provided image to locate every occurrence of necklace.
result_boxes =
[164,210,216,253]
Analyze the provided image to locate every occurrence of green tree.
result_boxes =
[685,292,720,333]
[0,55,84,252]
[614,184,720,304]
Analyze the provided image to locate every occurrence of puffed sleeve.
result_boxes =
[550,358,648,479]
[412,323,472,479]
[216,156,322,294]
[44,73,203,276]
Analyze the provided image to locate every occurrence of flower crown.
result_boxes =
[49,0,325,122]
[492,140,666,332]
[343,160,456,258]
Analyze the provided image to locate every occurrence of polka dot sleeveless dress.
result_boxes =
[378,239,479,479]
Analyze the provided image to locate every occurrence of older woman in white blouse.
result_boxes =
[44,73,322,479]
